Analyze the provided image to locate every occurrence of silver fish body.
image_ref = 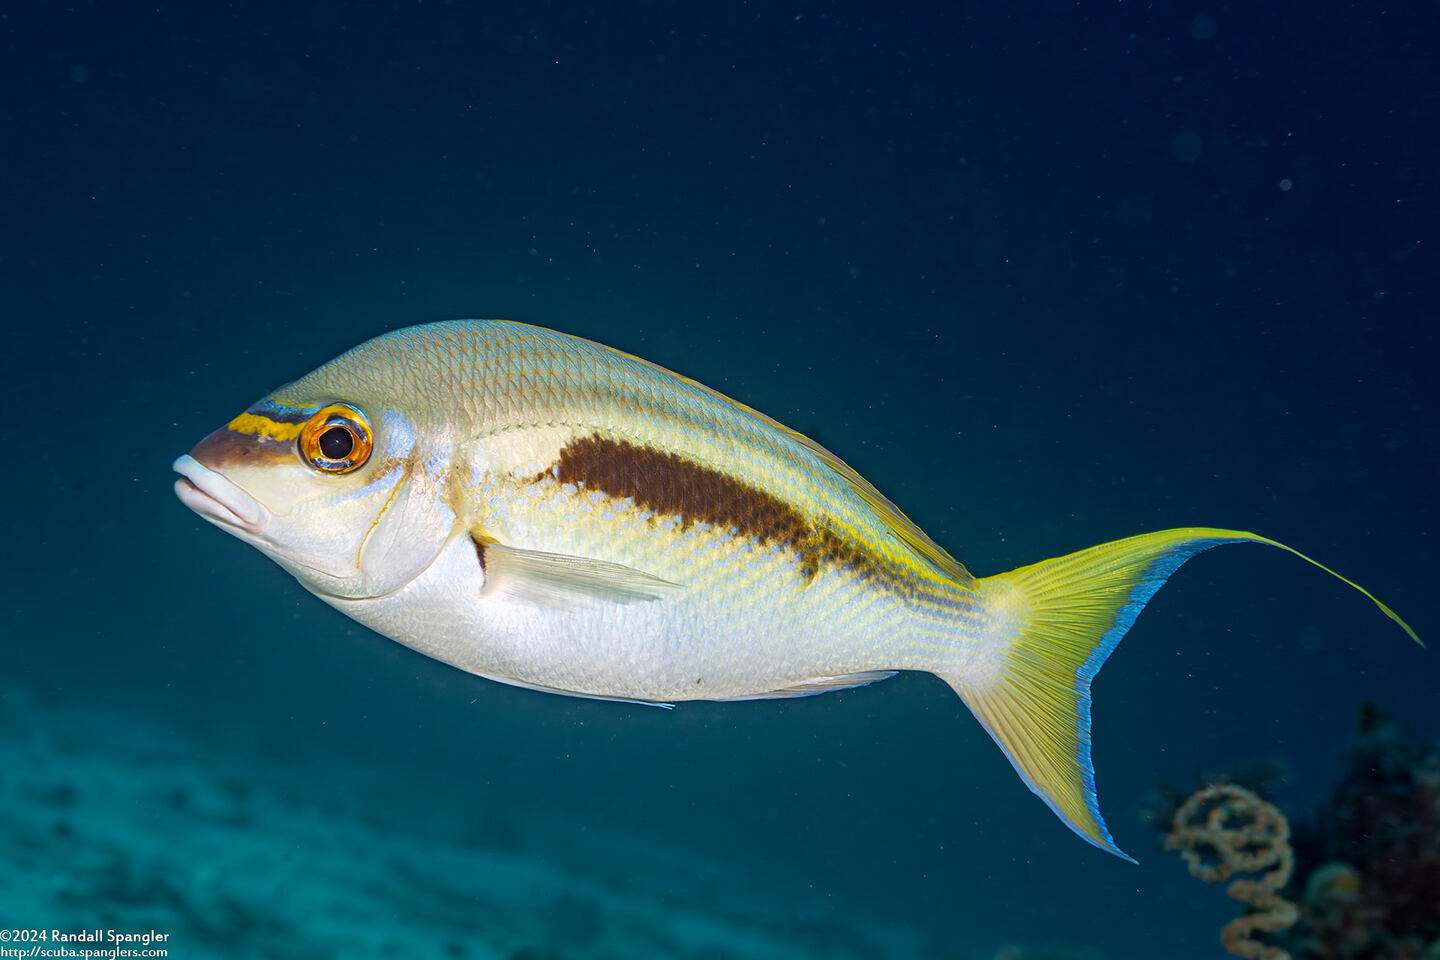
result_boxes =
[174,318,1418,859]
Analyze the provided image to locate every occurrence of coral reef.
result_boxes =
[1138,760,1288,838]
[1160,705,1440,960]
[1288,705,1440,960]
[1165,784,1299,960]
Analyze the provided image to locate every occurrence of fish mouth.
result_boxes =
[172,454,271,533]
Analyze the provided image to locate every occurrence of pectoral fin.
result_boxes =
[472,536,680,608]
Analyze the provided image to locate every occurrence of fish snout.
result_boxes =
[172,454,270,532]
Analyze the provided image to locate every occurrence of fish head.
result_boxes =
[174,361,458,601]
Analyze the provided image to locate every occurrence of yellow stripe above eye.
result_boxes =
[226,412,306,442]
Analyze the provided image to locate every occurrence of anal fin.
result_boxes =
[475,672,675,709]
[716,670,898,701]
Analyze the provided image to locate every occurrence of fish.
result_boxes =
[172,319,1421,860]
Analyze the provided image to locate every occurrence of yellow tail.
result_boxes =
[938,527,1420,862]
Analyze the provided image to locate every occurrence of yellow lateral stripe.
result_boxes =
[226,412,306,442]
[617,344,973,585]
[505,319,975,586]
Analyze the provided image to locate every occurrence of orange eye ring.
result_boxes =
[298,403,373,474]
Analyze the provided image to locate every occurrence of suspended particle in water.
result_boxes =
[1171,131,1204,163]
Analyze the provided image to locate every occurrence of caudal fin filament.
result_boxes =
[937,528,1420,861]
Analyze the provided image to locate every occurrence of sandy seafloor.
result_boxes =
[2,682,936,960]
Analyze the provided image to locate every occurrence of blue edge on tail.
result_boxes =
[1074,539,1226,863]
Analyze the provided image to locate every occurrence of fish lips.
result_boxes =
[172,454,271,534]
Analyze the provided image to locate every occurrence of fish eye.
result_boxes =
[318,426,353,459]
[298,403,373,474]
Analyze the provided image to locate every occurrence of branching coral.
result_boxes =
[1166,784,1300,960]
[1289,705,1440,958]
[1153,707,1440,958]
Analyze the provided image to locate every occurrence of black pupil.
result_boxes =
[318,425,354,460]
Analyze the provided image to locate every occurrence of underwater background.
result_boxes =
[2,2,1436,958]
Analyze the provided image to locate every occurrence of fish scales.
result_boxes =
[334,322,958,589]
[174,318,1419,861]
[272,323,978,697]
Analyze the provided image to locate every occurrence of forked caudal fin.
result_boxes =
[938,527,1421,862]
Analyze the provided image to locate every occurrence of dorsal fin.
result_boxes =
[777,425,974,584]
[522,321,974,585]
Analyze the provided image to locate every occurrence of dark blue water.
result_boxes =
[3,3,1436,958]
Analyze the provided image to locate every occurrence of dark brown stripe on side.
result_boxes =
[546,433,877,581]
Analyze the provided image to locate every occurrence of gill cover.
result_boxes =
[353,448,456,597]
[181,395,457,601]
